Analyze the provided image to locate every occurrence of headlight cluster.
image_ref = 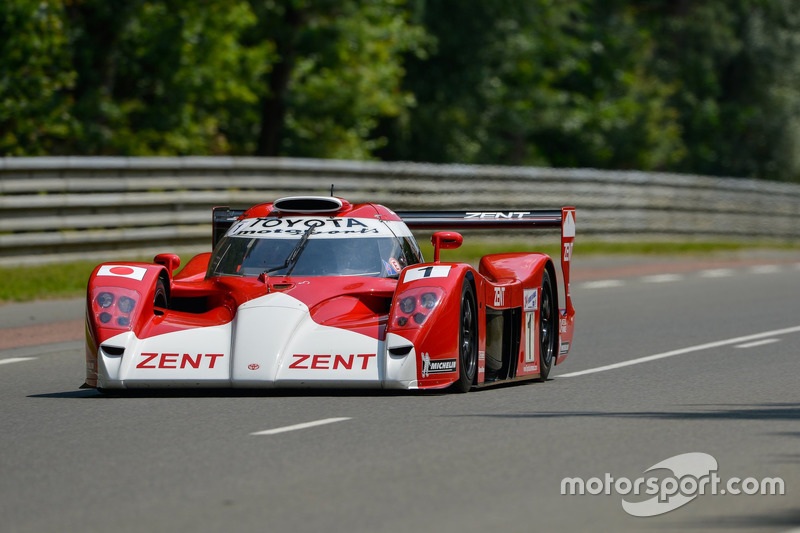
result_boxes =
[393,287,444,329]
[92,287,140,329]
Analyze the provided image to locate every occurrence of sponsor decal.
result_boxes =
[383,259,399,276]
[404,265,451,282]
[229,217,385,239]
[523,288,538,312]
[421,352,457,378]
[136,353,224,369]
[478,351,485,380]
[560,318,568,334]
[465,212,531,220]
[389,258,402,273]
[561,452,784,518]
[525,312,536,363]
[563,242,574,262]
[560,341,571,355]
[493,286,506,307]
[97,265,147,281]
[523,364,538,372]
[248,364,260,371]
[288,353,376,370]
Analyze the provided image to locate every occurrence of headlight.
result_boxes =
[118,296,135,313]
[392,287,444,329]
[400,297,416,314]
[97,292,114,308]
[91,287,141,330]
[420,292,437,309]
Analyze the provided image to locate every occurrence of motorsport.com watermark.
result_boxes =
[560,452,785,517]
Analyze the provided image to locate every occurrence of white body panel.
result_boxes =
[96,292,417,389]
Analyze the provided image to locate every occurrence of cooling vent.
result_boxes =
[273,196,344,213]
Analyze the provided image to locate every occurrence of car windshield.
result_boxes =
[207,216,422,278]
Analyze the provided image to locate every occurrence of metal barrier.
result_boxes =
[1,156,799,265]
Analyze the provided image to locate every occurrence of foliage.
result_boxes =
[2,0,800,181]
[246,0,430,158]
[634,0,800,181]
[63,0,271,155]
[380,0,686,169]
[0,0,76,155]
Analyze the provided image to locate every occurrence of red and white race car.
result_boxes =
[84,196,575,392]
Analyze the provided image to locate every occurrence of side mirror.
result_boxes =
[154,253,181,273]
[431,231,463,263]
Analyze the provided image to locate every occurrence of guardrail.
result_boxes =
[1,156,799,266]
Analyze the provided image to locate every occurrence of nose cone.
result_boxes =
[230,292,383,387]
[230,292,308,386]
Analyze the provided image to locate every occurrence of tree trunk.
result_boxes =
[256,5,303,156]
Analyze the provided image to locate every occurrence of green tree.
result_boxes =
[4,0,800,182]
[64,0,269,155]
[637,0,800,181]
[2,0,427,159]
[247,0,429,159]
[0,0,76,155]
[478,1,685,169]
[380,0,685,170]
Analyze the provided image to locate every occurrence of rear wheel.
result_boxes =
[452,278,478,393]
[537,270,557,382]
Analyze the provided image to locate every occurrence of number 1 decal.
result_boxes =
[525,312,536,363]
[404,265,451,282]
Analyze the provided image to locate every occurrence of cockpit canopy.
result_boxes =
[207,216,422,278]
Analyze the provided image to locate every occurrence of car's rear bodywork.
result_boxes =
[85,196,575,391]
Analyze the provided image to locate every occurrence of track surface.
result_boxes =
[1,254,799,532]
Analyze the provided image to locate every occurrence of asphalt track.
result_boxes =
[1,253,799,533]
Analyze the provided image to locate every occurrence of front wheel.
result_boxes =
[154,277,169,313]
[452,278,478,393]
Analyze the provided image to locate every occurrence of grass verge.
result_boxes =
[1,240,798,303]
[0,260,100,303]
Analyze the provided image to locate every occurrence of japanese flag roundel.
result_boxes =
[97,265,148,281]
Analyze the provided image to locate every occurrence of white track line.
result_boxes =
[580,280,625,289]
[251,417,352,436]
[559,325,800,378]
[701,268,734,278]
[641,274,683,283]
[0,357,36,366]
[735,338,781,349]
[750,264,781,274]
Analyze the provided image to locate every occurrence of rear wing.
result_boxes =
[398,207,577,360]
[395,209,563,230]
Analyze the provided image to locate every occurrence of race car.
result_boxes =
[84,196,576,392]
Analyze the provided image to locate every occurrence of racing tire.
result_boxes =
[154,277,169,313]
[452,278,478,393]
[536,269,557,382]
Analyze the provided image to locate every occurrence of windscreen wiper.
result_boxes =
[263,225,316,276]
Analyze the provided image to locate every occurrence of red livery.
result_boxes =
[84,196,576,392]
